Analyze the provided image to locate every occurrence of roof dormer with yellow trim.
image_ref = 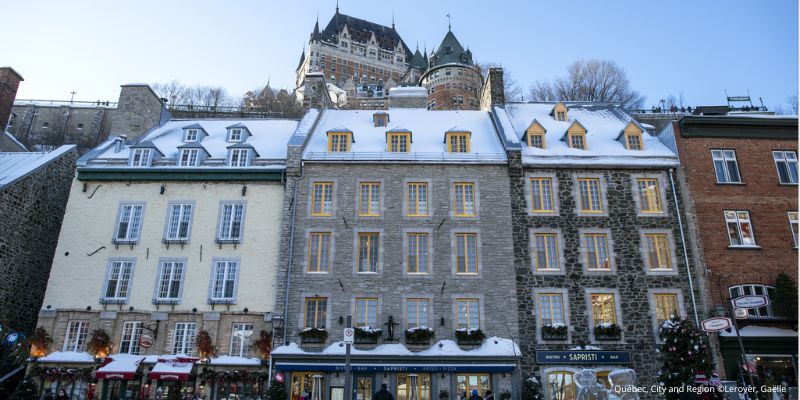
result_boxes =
[616,121,645,151]
[524,120,547,149]
[549,102,569,122]
[560,120,588,150]
[386,127,412,152]
[444,128,471,153]
[327,127,354,152]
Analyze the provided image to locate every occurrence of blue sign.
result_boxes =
[275,363,516,373]
[6,333,19,344]
[536,351,631,364]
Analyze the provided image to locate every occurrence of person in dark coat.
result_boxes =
[484,390,494,400]
[56,389,69,400]
[374,384,395,400]
[469,389,482,400]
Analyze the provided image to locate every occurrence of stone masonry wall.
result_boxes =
[0,148,78,334]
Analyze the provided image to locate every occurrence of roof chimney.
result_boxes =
[114,134,128,153]
[0,67,24,133]
[480,67,505,110]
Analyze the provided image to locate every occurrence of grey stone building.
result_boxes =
[272,87,521,400]
[486,78,702,397]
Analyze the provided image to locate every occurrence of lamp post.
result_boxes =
[267,314,285,389]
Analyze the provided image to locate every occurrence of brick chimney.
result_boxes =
[480,67,505,111]
[0,67,24,133]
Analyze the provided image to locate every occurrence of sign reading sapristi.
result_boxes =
[536,351,632,364]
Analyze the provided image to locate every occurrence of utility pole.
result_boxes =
[70,91,77,104]
[344,315,353,400]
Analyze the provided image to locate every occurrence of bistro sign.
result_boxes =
[732,295,768,309]
[536,351,632,364]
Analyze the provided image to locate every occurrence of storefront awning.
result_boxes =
[96,354,145,380]
[147,357,197,381]
[275,362,516,373]
[36,351,95,364]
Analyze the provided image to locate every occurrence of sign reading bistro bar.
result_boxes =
[536,351,632,364]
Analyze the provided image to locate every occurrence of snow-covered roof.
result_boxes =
[0,145,76,189]
[720,325,797,337]
[302,109,507,163]
[36,351,95,363]
[85,119,299,167]
[96,353,145,374]
[273,337,520,358]
[208,355,262,366]
[503,103,678,167]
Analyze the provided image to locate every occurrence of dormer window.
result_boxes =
[387,130,411,152]
[565,121,588,150]
[446,131,471,153]
[626,133,642,150]
[620,122,645,151]
[556,111,566,121]
[551,102,569,122]
[229,128,243,142]
[179,149,200,166]
[130,149,152,167]
[327,129,353,152]
[373,112,389,127]
[525,120,546,149]
[229,149,250,167]
[184,129,199,142]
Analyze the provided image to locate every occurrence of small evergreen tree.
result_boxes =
[657,316,713,399]
[773,273,798,319]
[9,379,38,400]
[522,373,544,400]
[267,379,288,400]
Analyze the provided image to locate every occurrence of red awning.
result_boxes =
[96,354,145,380]
[147,357,196,381]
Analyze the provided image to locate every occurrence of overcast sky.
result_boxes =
[3,0,797,110]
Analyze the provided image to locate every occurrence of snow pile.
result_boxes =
[355,326,382,334]
[208,355,262,366]
[97,353,145,372]
[406,326,434,333]
[568,345,602,351]
[36,351,95,363]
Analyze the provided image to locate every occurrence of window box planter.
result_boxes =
[299,328,328,344]
[405,327,435,345]
[354,326,382,344]
[594,323,622,340]
[541,324,568,340]
[455,329,485,345]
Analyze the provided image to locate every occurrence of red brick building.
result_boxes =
[661,115,798,384]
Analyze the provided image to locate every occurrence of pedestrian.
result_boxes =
[374,383,395,400]
[469,389,482,400]
[43,389,55,400]
[56,389,69,400]
[484,390,494,400]
[301,389,310,400]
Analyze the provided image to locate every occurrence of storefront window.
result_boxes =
[103,380,141,400]
[397,373,431,400]
[547,371,576,400]
[456,374,491,399]
[44,379,90,400]
[752,355,798,388]
[292,372,323,400]
[356,376,373,400]
[157,380,195,400]
[214,381,262,400]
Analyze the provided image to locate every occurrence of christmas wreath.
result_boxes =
[87,329,111,358]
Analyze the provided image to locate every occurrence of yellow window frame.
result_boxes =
[387,131,411,152]
[626,132,644,150]
[591,293,617,325]
[585,233,610,270]
[455,233,478,274]
[357,232,380,272]
[645,234,672,270]
[307,232,331,272]
[654,293,679,323]
[303,297,327,328]
[327,132,352,152]
[453,182,477,217]
[406,182,429,217]
[637,178,662,213]
[455,298,480,329]
[311,182,335,216]
[354,297,378,327]
[406,298,429,327]
[406,232,429,274]
[568,132,586,150]
[528,132,545,148]
[532,233,559,271]
[547,371,576,400]
[446,132,471,153]
[530,177,554,212]
[577,178,603,212]
[358,182,381,216]
[539,293,564,324]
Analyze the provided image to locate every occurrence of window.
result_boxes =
[358,182,381,216]
[42,122,49,129]
[406,298,429,328]
[308,232,332,272]
[179,148,199,166]
[453,182,476,217]
[547,371,576,400]
[644,234,673,271]
[328,132,352,152]
[455,298,480,330]
[228,128,243,142]
[387,132,410,152]
[532,233,560,272]
[528,133,544,149]
[355,298,378,327]
[398,374,431,400]
[789,212,799,247]
[374,113,389,127]
[530,178,554,212]
[446,132,470,153]
[184,129,198,142]
[210,260,238,303]
[114,204,144,243]
[556,111,566,122]
[172,322,196,355]
[654,293,680,325]
[591,294,617,325]
[77,123,84,130]
[568,132,585,150]
[711,150,742,183]
[229,149,250,167]
[155,260,184,303]
[119,321,143,354]
[625,132,643,150]
[357,232,380,273]
[130,149,151,167]
[728,284,775,317]
[539,293,565,326]
[584,233,611,271]
[63,321,89,352]
[724,210,756,247]
[406,182,428,216]
[304,297,327,328]
[218,203,245,242]
[165,203,193,242]
[773,151,798,184]
[454,233,478,274]
[577,178,603,213]
[636,178,663,213]
[406,232,429,274]
[102,260,134,302]
[230,323,253,357]
[457,375,491,400]
[311,182,335,216]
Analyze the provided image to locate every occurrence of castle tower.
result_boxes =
[419,27,482,110]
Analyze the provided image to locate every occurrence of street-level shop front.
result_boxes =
[272,338,521,400]
[534,349,635,400]
[719,326,798,390]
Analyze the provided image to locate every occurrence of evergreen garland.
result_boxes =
[656,316,713,399]
[87,329,111,357]
[521,373,543,400]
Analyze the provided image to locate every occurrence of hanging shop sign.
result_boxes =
[732,295,768,309]
[733,308,749,319]
[701,317,732,332]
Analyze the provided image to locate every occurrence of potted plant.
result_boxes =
[354,326,382,344]
[541,323,568,340]
[454,328,486,345]
[298,327,328,344]
[405,327,435,345]
[594,323,622,340]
